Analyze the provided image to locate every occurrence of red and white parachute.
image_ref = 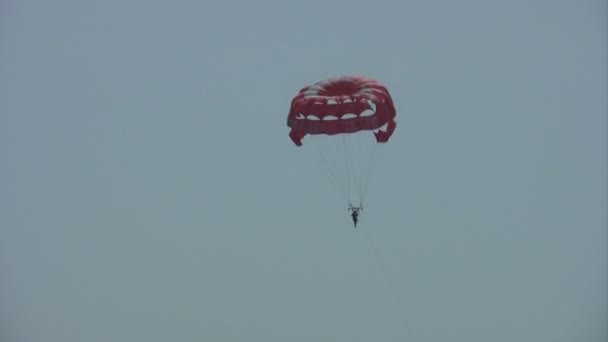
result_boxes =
[287,75,397,207]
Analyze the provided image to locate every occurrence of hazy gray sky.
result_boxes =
[1,1,606,341]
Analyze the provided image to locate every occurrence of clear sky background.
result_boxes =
[1,1,606,341]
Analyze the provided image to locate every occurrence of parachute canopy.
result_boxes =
[286,76,397,208]
[287,75,397,146]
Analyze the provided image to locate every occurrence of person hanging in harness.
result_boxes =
[348,204,363,228]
